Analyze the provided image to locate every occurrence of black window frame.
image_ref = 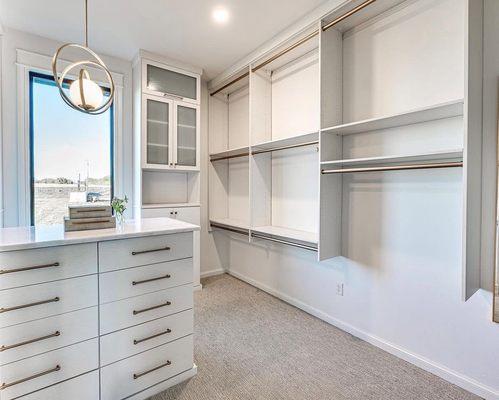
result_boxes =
[28,71,114,226]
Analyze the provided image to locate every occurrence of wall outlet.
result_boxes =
[336,283,344,296]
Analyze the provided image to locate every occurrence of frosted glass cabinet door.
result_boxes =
[146,63,198,102]
[175,103,198,168]
[145,97,172,166]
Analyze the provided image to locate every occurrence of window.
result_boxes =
[29,72,114,226]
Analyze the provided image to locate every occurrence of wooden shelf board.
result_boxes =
[251,131,319,153]
[252,225,318,245]
[321,100,464,136]
[142,202,200,209]
[321,149,464,167]
[210,146,250,160]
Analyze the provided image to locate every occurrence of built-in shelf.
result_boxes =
[321,148,464,167]
[142,202,200,209]
[321,100,464,136]
[147,118,168,125]
[147,142,168,148]
[251,131,319,153]
[210,218,250,231]
[210,146,250,161]
[252,225,318,246]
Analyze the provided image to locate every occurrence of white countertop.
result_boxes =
[0,218,200,252]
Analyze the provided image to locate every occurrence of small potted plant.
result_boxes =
[111,195,128,227]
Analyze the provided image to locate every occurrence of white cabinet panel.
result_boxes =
[0,243,97,290]
[19,370,99,400]
[99,258,193,304]
[0,338,98,400]
[98,233,193,272]
[100,335,193,400]
[0,306,97,365]
[100,310,193,366]
[99,284,193,334]
[0,275,98,328]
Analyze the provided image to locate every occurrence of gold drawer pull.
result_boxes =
[0,331,60,352]
[0,297,60,314]
[132,274,171,286]
[131,246,171,256]
[133,301,171,315]
[0,262,60,275]
[133,329,171,345]
[0,365,61,390]
[133,360,171,380]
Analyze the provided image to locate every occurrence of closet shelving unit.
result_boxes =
[208,0,485,299]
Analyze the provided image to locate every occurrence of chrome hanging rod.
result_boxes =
[210,152,250,162]
[252,140,319,155]
[210,223,249,236]
[321,161,463,175]
[251,233,318,252]
[210,0,376,96]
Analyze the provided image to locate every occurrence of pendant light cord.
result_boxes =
[84,0,88,47]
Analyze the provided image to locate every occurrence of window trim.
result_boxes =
[16,49,125,226]
[28,71,115,226]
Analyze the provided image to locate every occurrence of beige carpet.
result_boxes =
[151,274,480,400]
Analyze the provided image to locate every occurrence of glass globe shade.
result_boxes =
[69,75,103,110]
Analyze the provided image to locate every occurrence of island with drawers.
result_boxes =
[0,217,199,400]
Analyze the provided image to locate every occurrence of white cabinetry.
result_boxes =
[0,223,196,399]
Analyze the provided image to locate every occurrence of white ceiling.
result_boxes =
[0,0,327,79]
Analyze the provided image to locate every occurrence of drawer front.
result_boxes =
[100,309,193,366]
[176,207,200,225]
[0,338,98,400]
[0,307,98,365]
[0,275,97,328]
[99,284,193,335]
[99,258,193,304]
[98,233,193,272]
[19,370,99,400]
[0,243,97,290]
[100,335,193,400]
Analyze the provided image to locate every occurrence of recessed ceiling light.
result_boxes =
[212,7,229,24]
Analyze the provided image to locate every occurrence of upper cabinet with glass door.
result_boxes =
[140,58,201,171]
[143,59,200,105]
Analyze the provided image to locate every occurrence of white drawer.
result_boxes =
[19,370,99,400]
[99,258,193,304]
[100,309,193,366]
[0,243,97,290]
[100,335,193,400]
[0,306,98,365]
[99,284,193,335]
[98,233,193,272]
[0,275,97,328]
[0,338,98,400]
[142,207,200,225]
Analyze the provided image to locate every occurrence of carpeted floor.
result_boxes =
[151,274,480,400]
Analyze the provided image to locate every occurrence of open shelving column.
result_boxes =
[209,68,251,233]
[249,27,321,249]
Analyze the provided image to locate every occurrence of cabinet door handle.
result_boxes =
[0,365,61,390]
[131,246,171,256]
[132,274,171,286]
[133,360,171,379]
[133,328,171,345]
[133,301,171,315]
[0,331,60,352]
[0,262,60,275]
[0,297,60,313]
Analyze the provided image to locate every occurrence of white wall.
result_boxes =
[0,28,134,227]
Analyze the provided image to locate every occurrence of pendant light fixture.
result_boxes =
[52,0,114,114]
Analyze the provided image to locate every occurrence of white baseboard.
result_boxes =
[227,270,499,400]
[200,267,226,279]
